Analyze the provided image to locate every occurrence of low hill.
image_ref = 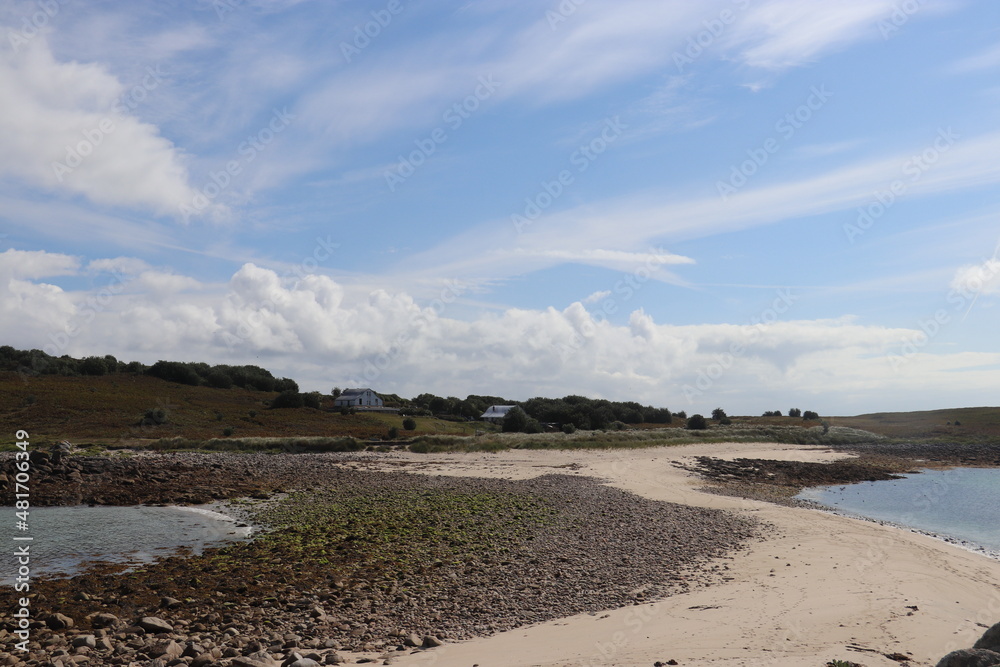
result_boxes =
[0,372,480,446]
[830,407,1000,441]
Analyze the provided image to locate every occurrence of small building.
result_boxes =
[334,388,384,408]
[480,405,517,424]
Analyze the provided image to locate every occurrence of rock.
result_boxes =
[161,597,184,609]
[191,654,215,667]
[935,648,1000,667]
[137,617,174,634]
[149,641,183,659]
[286,660,320,667]
[323,653,343,665]
[975,623,1000,652]
[71,636,96,649]
[231,654,279,667]
[421,636,443,648]
[91,613,119,629]
[47,613,75,630]
[403,634,420,647]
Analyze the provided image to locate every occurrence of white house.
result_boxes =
[480,405,517,423]
[334,388,384,408]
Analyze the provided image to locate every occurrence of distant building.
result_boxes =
[480,405,517,423]
[334,388,384,408]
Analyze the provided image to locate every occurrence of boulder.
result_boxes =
[421,636,443,648]
[148,641,183,659]
[975,623,1000,652]
[935,648,1000,667]
[137,617,174,634]
[91,613,120,629]
[47,613,75,630]
[71,635,96,649]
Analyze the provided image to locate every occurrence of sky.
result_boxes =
[2,0,1000,417]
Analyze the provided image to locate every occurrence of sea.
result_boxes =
[2,504,253,584]
[795,466,1000,555]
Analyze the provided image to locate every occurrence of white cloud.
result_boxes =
[0,34,203,218]
[0,249,79,279]
[950,258,1000,297]
[583,290,611,304]
[951,43,1000,73]
[3,257,985,414]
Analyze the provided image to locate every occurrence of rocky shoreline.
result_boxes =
[0,452,758,666]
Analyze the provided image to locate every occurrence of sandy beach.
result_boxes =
[379,443,1000,667]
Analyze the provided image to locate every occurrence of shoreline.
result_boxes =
[3,443,999,666]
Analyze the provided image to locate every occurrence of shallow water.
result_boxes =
[2,504,252,583]
[795,467,1000,552]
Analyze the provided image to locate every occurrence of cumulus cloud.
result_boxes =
[950,258,1000,297]
[0,34,203,217]
[2,254,969,414]
[0,249,79,279]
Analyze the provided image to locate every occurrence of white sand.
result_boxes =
[374,443,1000,667]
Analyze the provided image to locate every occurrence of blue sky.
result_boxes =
[3,0,1000,416]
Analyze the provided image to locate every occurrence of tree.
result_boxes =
[332,387,342,399]
[686,414,707,430]
[711,407,727,421]
[80,356,109,376]
[501,407,529,433]
[802,410,819,420]
[788,408,801,418]
[270,390,304,409]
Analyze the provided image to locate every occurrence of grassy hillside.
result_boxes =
[0,372,482,446]
[830,407,1000,441]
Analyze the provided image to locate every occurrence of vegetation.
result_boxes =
[686,414,708,430]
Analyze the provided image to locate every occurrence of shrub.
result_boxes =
[561,423,576,434]
[402,417,417,431]
[223,427,234,436]
[711,407,727,421]
[609,420,627,431]
[501,407,529,433]
[686,414,707,430]
[720,417,732,425]
[788,408,801,418]
[802,410,820,420]
[302,392,322,409]
[80,356,109,376]
[248,409,257,418]
[270,390,304,409]
[142,407,168,426]
[523,418,543,434]
[387,426,399,439]
[206,370,233,389]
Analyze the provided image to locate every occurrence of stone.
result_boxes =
[231,656,278,667]
[975,623,1000,652]
[323,653,343,665]
[137,617,174,634]
[402,634,420,647]
[161,597,184,609]
[47,613,75,630]
[72,636,96,649]
[149,641,183,659]
[935,648,1000,667]
[286,660,320,667]
[421,636,443,648]
[91,613,119,629]
[191,653,215,667]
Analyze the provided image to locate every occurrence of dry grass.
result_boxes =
[830,406,1000,441]
[0,372,482,446]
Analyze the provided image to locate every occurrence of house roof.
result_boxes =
[480,405,517,418]
[338,388,378,398]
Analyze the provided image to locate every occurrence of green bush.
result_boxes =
[501,407,529,433]
[142,407,168,426]
[402,417,417,431]
[387,426,399,439]
[561,423,576,434]
[303,392,322,409]
[686,414,707,430]
[223,427,234,436]
[270,390,304,409]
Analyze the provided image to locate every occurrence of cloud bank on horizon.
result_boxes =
[2,0,1000,415]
